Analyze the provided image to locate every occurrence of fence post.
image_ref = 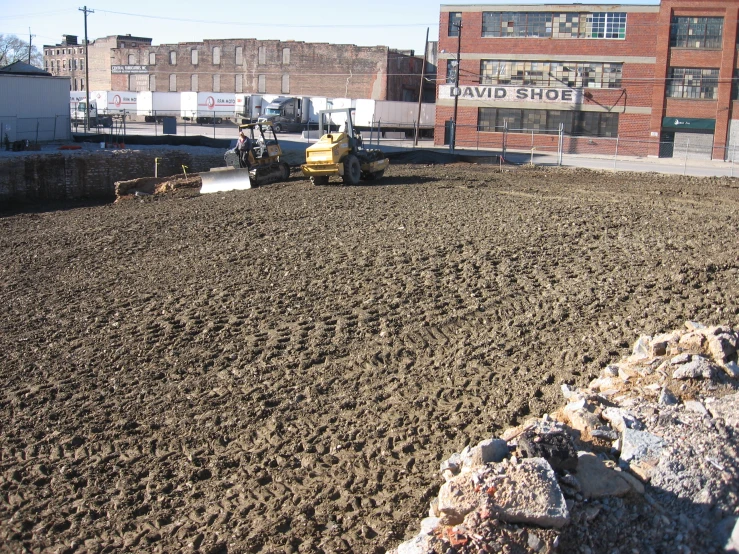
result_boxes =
[732,145,736,178]
[684,140,689,176]
[558,123,564,166]
[614,136,619,171]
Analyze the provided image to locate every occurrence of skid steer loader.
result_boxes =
[301,108,389,186]
[200,122,291,194]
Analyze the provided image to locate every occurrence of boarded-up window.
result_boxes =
[282,48,290,64]
[235,46,243,65]
[191,74,199,91]
[149,74,156,91]
[259,46,266,65]
[213,74,220,92]
[149,52,156,65]
[169,74,177,91]
[192,49,198,65]
[170,51,177,64]
[213,46,221,64]
[129,74,148,92]
[258,74,266,92]
[235,74,243,93]
[282,74,290,93]
[128,54,136,64]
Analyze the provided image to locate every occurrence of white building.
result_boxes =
[0,61,71,143]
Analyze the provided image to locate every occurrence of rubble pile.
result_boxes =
[392,322,739,554]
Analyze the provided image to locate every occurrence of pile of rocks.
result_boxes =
[391,322,739,554]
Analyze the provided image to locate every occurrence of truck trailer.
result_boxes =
[181,92,236,124]
[91,91,138,116]
[137,92,181,122]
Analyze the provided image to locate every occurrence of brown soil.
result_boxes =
[1,164,738,554]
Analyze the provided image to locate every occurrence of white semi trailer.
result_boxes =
[137,92,181,122]
[181,92,236,124]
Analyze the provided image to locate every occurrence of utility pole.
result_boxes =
[80,6,94,132]
[450,21,462,153]
[28,28,35,64]
[414,28,430,147]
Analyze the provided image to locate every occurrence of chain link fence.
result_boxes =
[447,123,739,177]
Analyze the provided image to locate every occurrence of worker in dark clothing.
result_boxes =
[235,131,252,168]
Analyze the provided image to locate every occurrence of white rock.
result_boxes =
[672,357,717,380]
[683,400,708,416]
[620,428,665,464]
[631,335,652,359]
[721,360,739,379]
[602,407,643,432]
[487,458,570,529]
[705,393,739,428]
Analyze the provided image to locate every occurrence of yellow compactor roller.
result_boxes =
[301,108,389,186]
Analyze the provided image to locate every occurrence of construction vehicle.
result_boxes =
[301,108,389,186]
[200,121,291,194]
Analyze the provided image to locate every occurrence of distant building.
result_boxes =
[436,0,739,160]
[43,34,153,92]
[110,39,432,102]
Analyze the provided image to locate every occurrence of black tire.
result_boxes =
[342,155,361,186]
[279,162,290,180]
[311,175,329,186]
[215,118,223,124]
[373,169,385,180]
[273,123,282,133]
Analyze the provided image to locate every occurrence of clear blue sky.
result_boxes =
[3,1,660,55]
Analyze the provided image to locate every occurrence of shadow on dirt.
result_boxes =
[0,198,113,217]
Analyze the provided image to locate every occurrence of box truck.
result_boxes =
[138,92,182,122]
[91,91,138,115]
[181,92,236,124]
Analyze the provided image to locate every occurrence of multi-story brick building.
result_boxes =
[43,34,153,92]
[436,1,739,160]
[109,39,430,102]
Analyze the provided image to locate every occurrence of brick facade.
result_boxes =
[105,39,426,102]
[436,1,739,160]
[43,35,153,92]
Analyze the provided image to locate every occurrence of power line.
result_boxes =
[93,9,436,29]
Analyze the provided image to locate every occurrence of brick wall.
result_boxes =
[0,150,222,204]
[111,40,424,101]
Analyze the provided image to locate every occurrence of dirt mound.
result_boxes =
[115,173,202,201]
[1,164,738,553]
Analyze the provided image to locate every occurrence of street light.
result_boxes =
[450,21,462,153]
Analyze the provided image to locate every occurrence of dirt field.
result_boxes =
[1,164,738,554]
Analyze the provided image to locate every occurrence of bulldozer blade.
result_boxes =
[200,168,252,194]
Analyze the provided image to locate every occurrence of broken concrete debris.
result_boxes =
[390,321,739,554]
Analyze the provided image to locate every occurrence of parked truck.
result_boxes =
[181,92,236,124]
[91,91,138,116]
[354,99,436,134]
[257,97,304,133]
[70,92,112,128]
[138,92,181,122]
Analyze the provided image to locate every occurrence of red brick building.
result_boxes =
[436,1,739,160]
[110,39,430,102]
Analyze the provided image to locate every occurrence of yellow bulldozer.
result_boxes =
[200,122,291,193]
[301,108,389,185]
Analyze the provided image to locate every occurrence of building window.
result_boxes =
[667,67,719,99]
[235,74,243,93]
[149,52,156,65]
[73,79,77,91]
[191,49,198,65]
[258,74,266,92]
[282,74,290,93]
[235,46,243,65]
[213,74,220,92]
[478,107,618,137]
[258,46,266,65]
[213,46,221,64]
[63,59,66,70]
[80,78,85,90]
[191,74,198,91]
[56,60,60,72]
[80,58,84,70]
[670,17,723,49]
[482,11,626,39]
[128,54,136,64]
[481,60,622,89]
[282,48,290,64]
[73,59,77,70]
[448,12,461,36]
[169,74,177,91]
[149,74,156,91]
[169,51,177,65]
[120,42,126,48]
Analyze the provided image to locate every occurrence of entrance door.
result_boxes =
[659,132,675,158]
